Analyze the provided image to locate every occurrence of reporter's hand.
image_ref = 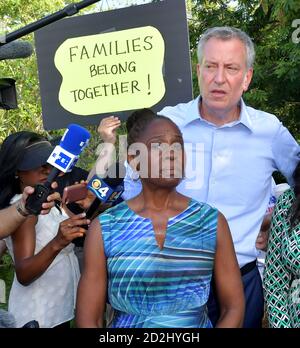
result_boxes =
[66,180,96,210]
[76,191,96,210]
[255,214,271,251]
[76,182,96,210]
[21,186,35,205]
[255,231,269,251]
[21,182,61,216]
[98,116,121,144]
[54,213,90,249]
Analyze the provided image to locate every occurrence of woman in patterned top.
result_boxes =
[264,162,300,328]
[76,109,244,328]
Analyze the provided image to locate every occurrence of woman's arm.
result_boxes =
[214,213,245,328]
[0,186,60,239]
[12,213,89,286]
[0,203,29,239]
[76,219,107,328]
[87,116,121,181]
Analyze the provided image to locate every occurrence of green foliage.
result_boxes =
[0,253,14,311]
[0,1,76,142]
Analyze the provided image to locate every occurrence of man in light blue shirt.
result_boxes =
[123,26,300,328]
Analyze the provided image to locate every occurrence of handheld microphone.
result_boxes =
[0,41,33,60]
[46,124,91,184]
[72,162,124,246]
[85,163,125,221]
[88,176,124,205]
[25,124,90,215]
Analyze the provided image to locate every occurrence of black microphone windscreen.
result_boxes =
[0,41,33,60]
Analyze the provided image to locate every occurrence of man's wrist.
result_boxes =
[15,200,30,217]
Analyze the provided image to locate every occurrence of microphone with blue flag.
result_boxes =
[46,124,90,180]
[25,124,90,215]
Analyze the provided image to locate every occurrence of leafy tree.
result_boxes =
[0,1,75,141]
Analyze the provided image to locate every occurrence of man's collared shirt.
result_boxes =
[124,96,300,267]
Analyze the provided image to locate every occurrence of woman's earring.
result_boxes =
[15,175,19,179]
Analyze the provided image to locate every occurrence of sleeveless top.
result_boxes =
[99,198,218,328]
[5,194,80,328]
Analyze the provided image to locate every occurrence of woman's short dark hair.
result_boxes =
[126,108,181,147]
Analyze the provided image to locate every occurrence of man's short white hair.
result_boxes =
[197,26,255,69]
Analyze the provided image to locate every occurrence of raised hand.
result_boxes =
[98,116,121,144]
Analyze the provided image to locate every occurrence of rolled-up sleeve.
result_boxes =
[272,124,300,185]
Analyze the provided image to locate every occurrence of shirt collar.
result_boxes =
[180,96,202,127]
[183,96,254,132]
[238,99,254,132]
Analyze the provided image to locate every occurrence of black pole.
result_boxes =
[1,0,100,45]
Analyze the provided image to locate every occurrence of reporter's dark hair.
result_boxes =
[290,161,300,227]
[0,131,45,209]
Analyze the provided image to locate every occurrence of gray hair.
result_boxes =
[197,27,255,69]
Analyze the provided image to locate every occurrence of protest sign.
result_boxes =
[35,0,192,129]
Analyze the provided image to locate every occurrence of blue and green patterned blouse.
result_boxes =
[263,189,300,328]
[99,198,218,328]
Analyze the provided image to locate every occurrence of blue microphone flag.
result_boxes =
[47,123,90,173]
[60,124,90,155]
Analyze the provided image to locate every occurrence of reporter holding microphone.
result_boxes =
[0,130,90,328]
[0,40,59,238]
